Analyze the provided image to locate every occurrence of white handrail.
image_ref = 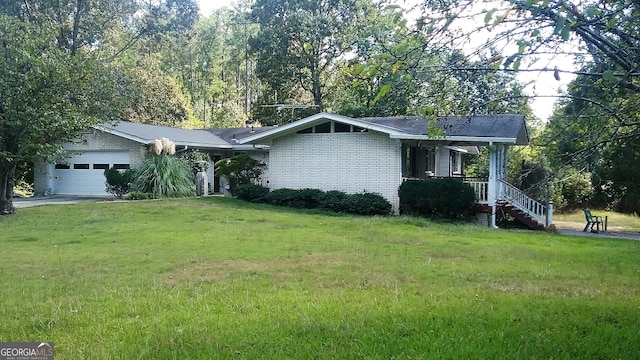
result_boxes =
[499,180,547,225]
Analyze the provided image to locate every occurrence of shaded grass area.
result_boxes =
[555,209,640,232]
[1,197,639,359]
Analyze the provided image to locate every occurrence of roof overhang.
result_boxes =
[94,124,233,149]
[238,112,529,146]
[391,134,519,144]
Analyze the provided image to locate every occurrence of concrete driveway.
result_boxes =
[12,195,112,208]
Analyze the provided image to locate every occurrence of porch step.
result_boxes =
[498,202,546,231]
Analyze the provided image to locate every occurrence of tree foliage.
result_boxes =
[249,0,372,124]
[0,15,128,214]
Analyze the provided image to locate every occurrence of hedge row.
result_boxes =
[233,184,392,216]
[398,179,476,219]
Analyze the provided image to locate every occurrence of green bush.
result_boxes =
[234,184,270,203]
[319,190,350,213]
[104,167,136,198]
[215,154,266,191]
[239,187,392,216]
[128,192,154,200]
[343,192,392,216]
[265,189,306,208]
[556,169,592,212]
[399,179,476,218]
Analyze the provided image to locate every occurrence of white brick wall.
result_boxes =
[267,131,402,212]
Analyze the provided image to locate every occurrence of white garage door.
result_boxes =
[53,151,131,195]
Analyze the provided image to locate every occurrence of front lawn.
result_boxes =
[1,197,639,359]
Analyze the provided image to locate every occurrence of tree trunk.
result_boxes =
[0,163,16,215]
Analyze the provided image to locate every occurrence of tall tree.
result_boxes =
[0,16,128,214]
[249,0,371,124]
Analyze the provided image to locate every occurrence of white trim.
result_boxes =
[444,146,469,153]
[231,144,270,151]
[389,134,518,143]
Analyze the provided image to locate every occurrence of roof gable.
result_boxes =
[238,112,529,145]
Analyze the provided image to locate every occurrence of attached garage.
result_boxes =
[52,151,130,195]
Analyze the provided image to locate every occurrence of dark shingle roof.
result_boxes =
[238,112,529,145]
[360,114,528,142]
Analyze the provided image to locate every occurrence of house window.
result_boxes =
[73,164,90,170]
[334,122,351,133]
[55,164,70,170]
[402,145,419,178]
[314,122,331,133]
[451,152,462,175]
[425,149,436,175]
[297,122,368,134]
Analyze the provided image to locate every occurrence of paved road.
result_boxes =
[556,228,640,241]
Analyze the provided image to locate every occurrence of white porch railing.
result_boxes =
[465,181,489,204]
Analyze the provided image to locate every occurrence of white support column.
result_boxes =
[45,163,55,196]
[488,142,498,228]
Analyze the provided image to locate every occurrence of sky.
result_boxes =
[195,0,572,122]
[197,0,234,15]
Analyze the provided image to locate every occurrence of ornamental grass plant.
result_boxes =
[131,138,194,198]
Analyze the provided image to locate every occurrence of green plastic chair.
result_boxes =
[582,209,603,233]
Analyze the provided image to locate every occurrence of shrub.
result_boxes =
[265,189,304,208]
[296,188,325,209]
[399,179,476,218]
[215,154,266,191]
[234,184,270,203]
[319,190,350,213]
[238,187,391,216]
[104,167,135,198]
[128,192,154,200]
[556,169,592,212]
[343,192,392,216]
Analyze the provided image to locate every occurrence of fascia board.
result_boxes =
[230,144,270,151]
[444,146,469,153]
[178,142,233,149]
[94,125,149,144]
[389,134,518,144]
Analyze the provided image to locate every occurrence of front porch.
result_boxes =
[401,141,553,230]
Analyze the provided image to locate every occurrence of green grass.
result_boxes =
[1,197,639,359]
[555,209,640,232]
